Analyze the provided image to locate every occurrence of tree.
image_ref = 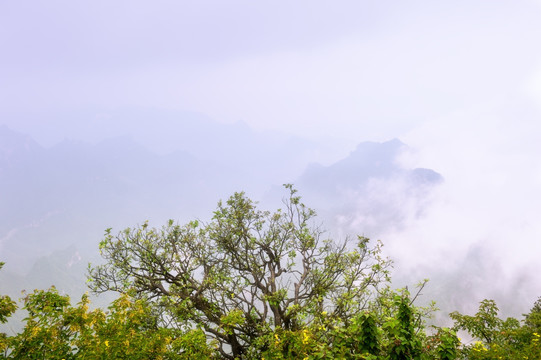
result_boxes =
[0,262,17,356]
[450,298,541,360]
[385,295,423,360]
[88,185,393,359]
[5,287,215,359]
[524,296,541,333]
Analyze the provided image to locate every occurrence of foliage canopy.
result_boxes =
[1,187,540,359]
[88,185,393,358]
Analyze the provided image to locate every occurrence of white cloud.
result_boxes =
[376,100,541,314]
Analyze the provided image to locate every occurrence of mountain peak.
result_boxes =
[0,125,42,163]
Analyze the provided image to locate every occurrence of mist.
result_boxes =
[2,0,541,325]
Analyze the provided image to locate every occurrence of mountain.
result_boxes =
[0,124,442,307]
[290,139,443,236]
[299,139,441,190]
[2,108,349,187]
[0,130,229,274]
[0,124,43,168]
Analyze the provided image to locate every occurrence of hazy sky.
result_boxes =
[3,1,541,311]
[2,1,541,141]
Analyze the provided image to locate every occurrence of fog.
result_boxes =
[2,0,541,322]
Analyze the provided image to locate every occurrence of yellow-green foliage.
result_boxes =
[2,188,541,359]
[2,288,217,359]
[451,298,541,360]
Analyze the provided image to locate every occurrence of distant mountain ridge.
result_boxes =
[0,123,442,305]
[293,138,442,236]
[299,138,441,190]
[1,108,346,185]
[0,124,43,168]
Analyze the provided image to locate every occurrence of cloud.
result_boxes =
[377,99,541,315]
[2,1,541,145]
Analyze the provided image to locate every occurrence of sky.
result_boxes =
[3,1,541,141]
[2,0,541,314]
